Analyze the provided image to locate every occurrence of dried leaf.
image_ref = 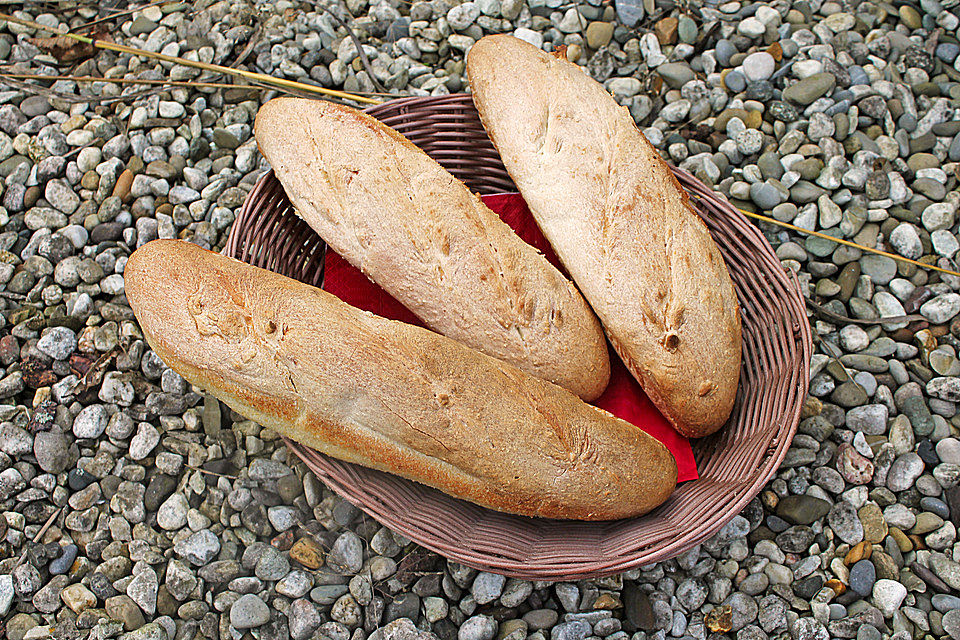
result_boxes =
[824,578,846,595]
[28,400,56,433]
[766,41,783,62]
[705,605,733,633]
[70,347,117,400]
[30,30,109,65]
[21,359,56,389]
[393,548,443,587]
[30,35,95,64]
[646,74,664,95]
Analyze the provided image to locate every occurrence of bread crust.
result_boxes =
[125,240,677,520]
[253,97,610,401]
[466,35,742,438]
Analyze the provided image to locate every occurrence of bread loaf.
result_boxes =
[125,240,677,520]
[466,35,742,438]
[253,97,610,401]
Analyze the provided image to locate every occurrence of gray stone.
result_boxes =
[34,430,69,474]
[792,616,829,640]
[255,546,290,581]
[168,185,200,205]
[936,438,960,464]
[660,99,691,123]
[887,452,924,491]
[248,459,293,481]
[828,501,864,544]
[127,568,159,616]
[129,422,160,459]
[726,71,747,92]
[736,129,763,155]
[724,592,758,631]
[0,574,13,617]
[460,615,497,640]
[775,495,831,525]
[758,595,787,633]
[743,52,775,82]
[73,404,109,439]
[165,559,196,601]
[174,529,221,565]
[871,579,906,617]
[846,404,888,435]
[921,293,960,324]
[783,73,836,105]
[289,598,322,640]
[327,531,364,575]
[776,526,815,553]
[447,2,480,29]
[614,0,645,27]
[551,620,591,640]
[230,593,271,629]
[525,609,559,630]
[471,572,506,605]
[12,563,41,596]
[928,377,960,402]
[848,560,876,596]
[889,223,922,259]
[608,77,642,98]
[943,610,960,640]
[49,544,78,576]
[750,181,782,209]
[37,326,77,360]
[277,571,312,599]
[157,493,188,531]
[929,553,960,590]
[807,112,835,141]
[873,292,909,329]
[657,63,694,89]
[44,179,80,215]
[860,255,897,284]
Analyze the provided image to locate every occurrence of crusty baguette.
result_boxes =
[125,240,677,520]
[466,35,742,438]
[253,98,610,401]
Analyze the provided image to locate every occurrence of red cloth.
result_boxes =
[322,192,698,483]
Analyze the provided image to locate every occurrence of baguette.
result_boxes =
[125,240,677,520]
[253,97,610,401]
[466,35,742,438]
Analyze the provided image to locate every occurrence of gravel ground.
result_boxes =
[1,0,960,639]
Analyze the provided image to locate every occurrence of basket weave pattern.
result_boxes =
[225,94,812,579]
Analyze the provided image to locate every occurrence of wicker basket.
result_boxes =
[225,94,812,580]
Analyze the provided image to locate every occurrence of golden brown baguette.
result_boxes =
[466,35,742,438]
[253,97,609,401]
[125,240,677,520]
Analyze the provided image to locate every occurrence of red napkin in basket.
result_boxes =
[322,192,699,483]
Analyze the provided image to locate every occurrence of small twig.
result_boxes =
[0,73,160,104]
[232,22,262,69]
[32,507,63,543]
[0,11,382,105]
[186,464,238,480]
[1,69,397,96]
[321,5,388,93]
[0,71,301,96]
[805,298,926,327]
[813,331,863,388]
[69,0,166,32]
[734,206,960,279]
[14,506,64,568]
[70,348,117,396]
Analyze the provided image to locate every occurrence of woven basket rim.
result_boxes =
[225,94,812,579]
